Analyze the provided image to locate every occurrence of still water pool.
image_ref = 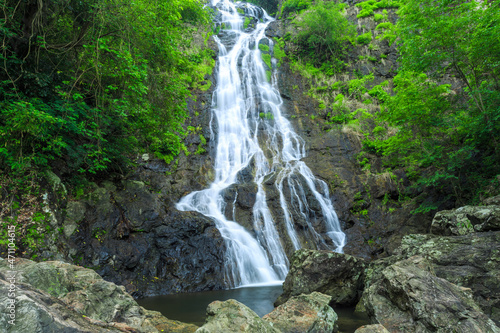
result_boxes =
[137,285,370,332]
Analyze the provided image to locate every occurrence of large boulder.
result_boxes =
[396,232,500,324]
[275,249,366,306]
[364,256,500,333]
[0,258,197,333]
[263,292,338,333]
[196,299,279,333]
[63,180,227,297]
[430,205,500,236]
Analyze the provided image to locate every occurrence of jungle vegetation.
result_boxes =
[279,0,500,210]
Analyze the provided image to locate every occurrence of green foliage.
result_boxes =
[261,53,273,70]
[281,0,312,17]
[0,0,213,181]
[292,1,356,69]
[244,17,251,29]
[245,0,280,15]
[368,82,390,102]
[375,22,392,30]
[398,0,500,116]
[347,73,374,99]
[356,32,372,45]
[375,22,397,45]
[273,39,286,67]
[259,44,270,52]
[355,0,400,18]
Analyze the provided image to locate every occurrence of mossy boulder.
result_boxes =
[196,299,279,333]
[354,324,389,333]
[431,205,500,236]
[263,292,338,333]
[0,258,197,333]
[364,256,500,333]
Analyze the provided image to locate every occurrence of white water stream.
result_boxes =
[177,0,346,288]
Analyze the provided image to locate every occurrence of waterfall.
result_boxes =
[176,0,346,288]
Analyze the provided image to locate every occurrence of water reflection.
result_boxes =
[137,285,283,326]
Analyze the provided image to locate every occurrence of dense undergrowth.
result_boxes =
[0,0,214,252]
[0,0,213,180]
[276,0,500,211]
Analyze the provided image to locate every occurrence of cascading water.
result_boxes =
[176,0,346,288]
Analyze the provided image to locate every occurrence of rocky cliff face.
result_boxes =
[265,1,434,260]
[0,258,199,332]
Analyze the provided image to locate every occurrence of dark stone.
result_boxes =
[275,249,366,307]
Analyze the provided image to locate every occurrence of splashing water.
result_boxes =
[177,0,346,288]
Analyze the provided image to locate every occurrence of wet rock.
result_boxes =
[354,324,389,333]
[364,256,500,333]
[263,292,338,333]
[196,299,279,333]
[265,20,284,38]
[0,258,187,333]
[275,249,366,306]
[430,204,500,236]
[0,278,125,333]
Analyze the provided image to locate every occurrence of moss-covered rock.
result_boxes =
[431,205,500,236]
[0,258,196,333]
[354,324,389,333]
[196,299,279,333]
[364,256,500,333]
[395,232,500,325]
[263,292,338,333]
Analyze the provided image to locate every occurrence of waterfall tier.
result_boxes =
[177,0,346,288]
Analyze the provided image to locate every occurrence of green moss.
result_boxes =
[374,13,384,21]
[273,40,286,67]
[259,112,274,120]
[266,70,272,82]
[376,22,393,30]
[357,32,372,45]
[356,0,400,18]
[237,8,244,14]
[244,16,251,29]
[195,134,207,155]
[199,80,212,91]
[259,44,270,52]
[368,56,377,62]
[261,53,272,70]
